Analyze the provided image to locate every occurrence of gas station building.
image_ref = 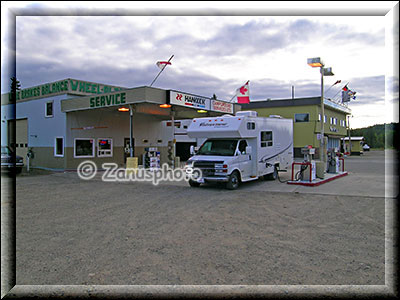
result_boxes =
[241,97,351,158]
[1,78,240,170]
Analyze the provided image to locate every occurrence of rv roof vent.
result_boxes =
[269,115,283,118]
[221,114,233,117]
[236,111,258,117]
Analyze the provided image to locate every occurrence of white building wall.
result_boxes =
[1,94,74,147]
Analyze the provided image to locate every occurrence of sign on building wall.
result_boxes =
[169,91,233,113]
[169,91,210,110]
[211,99,234,114]
[6,78,125,102]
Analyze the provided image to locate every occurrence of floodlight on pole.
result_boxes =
[307,57,334,164]
[307,57,324,68]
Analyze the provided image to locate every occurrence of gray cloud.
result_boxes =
[3,16,387,111]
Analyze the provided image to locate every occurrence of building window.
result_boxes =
[261,131,273,147]
[74,138,95,158]
[54,137,64,157]
[318,114,321,122]
[45,101,54,118]
[294,113,309,123]
[97,138,113,157]
[247,122,255,130]
[324,115,327,123]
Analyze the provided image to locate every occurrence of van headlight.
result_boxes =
[215,164,228,173]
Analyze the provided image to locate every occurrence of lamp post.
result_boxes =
[307,57,334,163]
[347,114,353,155]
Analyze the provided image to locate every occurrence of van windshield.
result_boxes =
[196,139,238,156]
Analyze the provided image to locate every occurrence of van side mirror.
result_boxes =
[190,145,198,155]
[245,146,252,155]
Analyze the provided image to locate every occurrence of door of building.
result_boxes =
[8,119,28,159]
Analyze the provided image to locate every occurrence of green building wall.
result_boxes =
[250,105,349,157]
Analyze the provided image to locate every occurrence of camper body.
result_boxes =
[185,111,293,189]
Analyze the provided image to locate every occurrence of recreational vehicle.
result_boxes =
[185,111,293,189]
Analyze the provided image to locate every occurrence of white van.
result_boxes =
[185,111,293,189]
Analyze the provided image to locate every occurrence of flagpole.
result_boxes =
[149,55,174,87]
[228,94,236,103]
[331,81,349,102]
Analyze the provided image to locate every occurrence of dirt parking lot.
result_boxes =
[2,150,397,292]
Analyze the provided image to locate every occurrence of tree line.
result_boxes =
[350,123,399,149]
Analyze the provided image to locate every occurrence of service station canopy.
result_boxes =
[61,87,240,119]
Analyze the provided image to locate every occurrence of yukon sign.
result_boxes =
[169,91,210,110]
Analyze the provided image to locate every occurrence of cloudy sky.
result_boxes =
[1,2,398,128]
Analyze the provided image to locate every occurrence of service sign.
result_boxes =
[169,91,210,110]
[211,99,234,114]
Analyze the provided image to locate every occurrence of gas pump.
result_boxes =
[143,147,160,170]
[26,148,34,172]
[300,146,316,181]
[327,148,340,173]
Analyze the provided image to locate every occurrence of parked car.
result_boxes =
[363,144,370,151]
[1,146,24,174]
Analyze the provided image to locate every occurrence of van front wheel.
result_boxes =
[189,179,201,187]
[226,171,240,190]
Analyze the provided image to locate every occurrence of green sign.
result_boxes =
[8,79,124,101]
[69,79,123,94]
[89,92,126,108]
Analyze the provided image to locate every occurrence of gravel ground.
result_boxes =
[0,150,393,292]
[12,175,386,285]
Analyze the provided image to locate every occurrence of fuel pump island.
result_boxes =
[287,145,348,187]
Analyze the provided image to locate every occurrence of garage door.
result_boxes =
[9,119,28,159]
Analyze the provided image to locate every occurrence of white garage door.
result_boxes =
[12,119,28,158]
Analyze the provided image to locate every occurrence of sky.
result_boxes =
[1,2,399,129]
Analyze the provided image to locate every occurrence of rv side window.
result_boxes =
[247,122,255,130]
[261,131,273,147]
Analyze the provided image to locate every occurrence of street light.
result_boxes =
[307,57,334,164]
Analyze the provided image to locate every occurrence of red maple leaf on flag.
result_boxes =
[239,86,248,95]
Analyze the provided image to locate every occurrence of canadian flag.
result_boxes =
[236,81,250,104]
[156,61,171,69]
